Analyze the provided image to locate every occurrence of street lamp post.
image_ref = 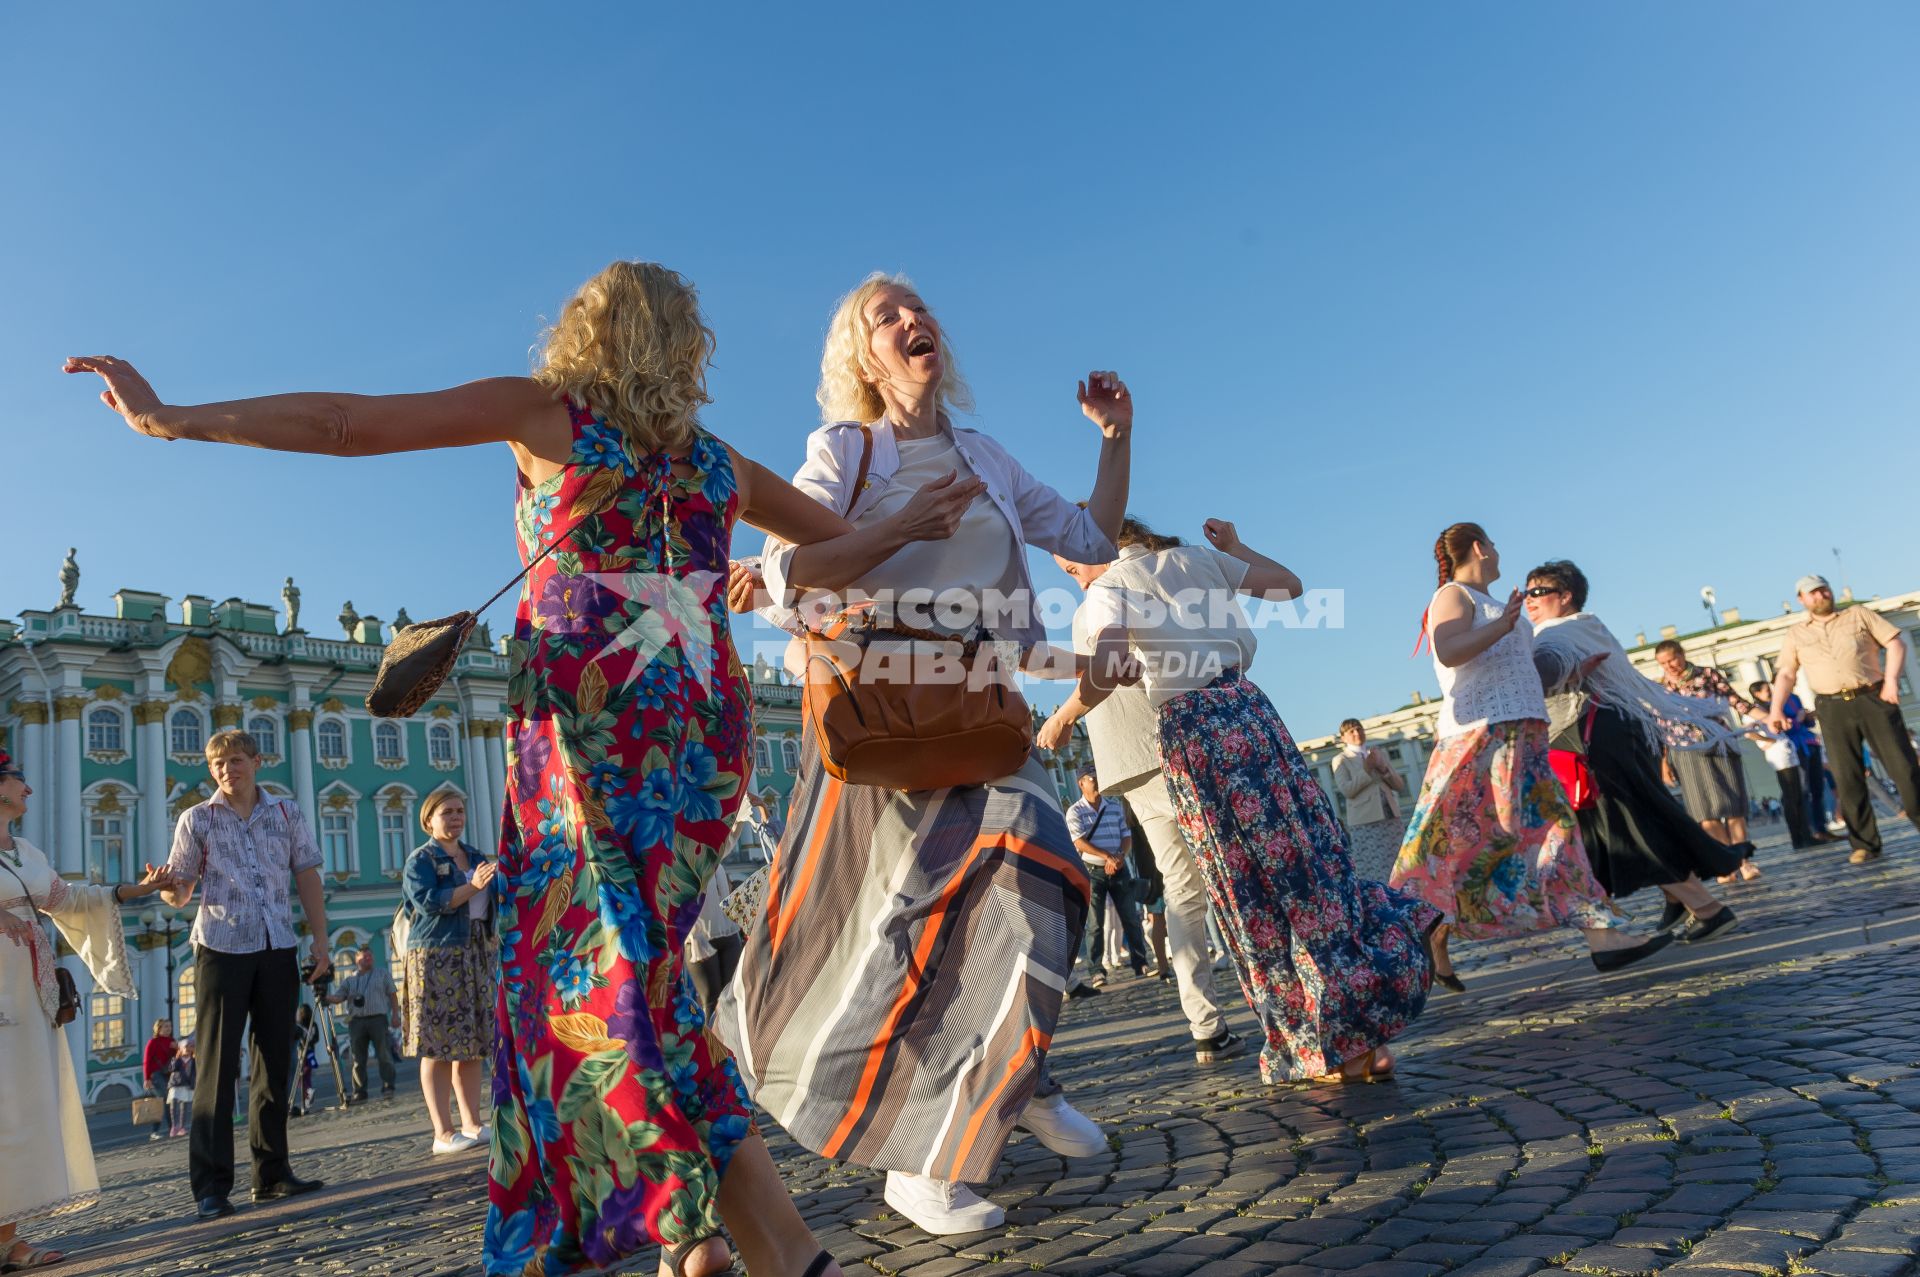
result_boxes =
[142,906,179,1028]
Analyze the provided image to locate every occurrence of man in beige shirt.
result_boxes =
[1766,574,1920,864]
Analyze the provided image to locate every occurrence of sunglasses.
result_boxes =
[1523,587,1565,598]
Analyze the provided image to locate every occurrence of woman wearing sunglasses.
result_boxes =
[1389,524,1673,990]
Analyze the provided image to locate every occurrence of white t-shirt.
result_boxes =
[1079,544,1256,709]
[854,433,1024,632]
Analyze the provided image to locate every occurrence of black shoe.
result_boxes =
[252,1175,324,1203]
[1067,982,1102,1000]
[352,1091,369,1102]
[1194,1029,1248,1065]
[1680,905,1738,944]
[381,1086,396,1096]
[1657,900,1686,932]
[1591,930,1676,972]
[196,1195,235,1220]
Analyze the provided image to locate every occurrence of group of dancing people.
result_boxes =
[52,260,1804,1277]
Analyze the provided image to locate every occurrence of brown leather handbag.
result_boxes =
[797,426,1033,790]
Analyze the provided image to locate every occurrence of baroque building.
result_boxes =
[1,580,1090,1105]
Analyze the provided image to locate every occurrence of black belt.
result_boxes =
[1823,684,1881,702]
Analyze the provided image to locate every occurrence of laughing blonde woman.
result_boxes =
[716,272,1129,1237]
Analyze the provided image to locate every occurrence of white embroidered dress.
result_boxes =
[0,837,137,1226]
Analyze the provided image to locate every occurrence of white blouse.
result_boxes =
[757,419,1116,647]
[1079,544,1257,710]
[1431,583,1547,737]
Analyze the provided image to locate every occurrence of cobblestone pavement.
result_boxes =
[36,822,1920,1277]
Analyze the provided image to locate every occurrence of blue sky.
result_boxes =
[4,3,1917,734]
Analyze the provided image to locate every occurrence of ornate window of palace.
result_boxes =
[89,989,130,1053]
[780,737,799,771]
[427,722,457,767]
[169,706,206,757]
[247,714,280,759]
[316,718,348,765]
[84,787,133,883]
[176,963,198,1038]
[373,720,406,766]
[86,705,126,755]
[378,786,415,873]
[754,736,772,774]
[318,785,360,874]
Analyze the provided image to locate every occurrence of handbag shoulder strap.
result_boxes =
[0,857,37,912]
[844,425,875,518]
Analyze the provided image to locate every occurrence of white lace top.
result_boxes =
[1431,583,1546,737]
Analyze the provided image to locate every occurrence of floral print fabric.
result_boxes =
[485,400,753,1277]
[1390,720,1619,940]
[1156,669,1437,1084]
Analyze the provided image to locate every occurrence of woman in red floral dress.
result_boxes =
[69,260,976,1277]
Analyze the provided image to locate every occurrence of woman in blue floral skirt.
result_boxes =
[1042,517,1437,1084]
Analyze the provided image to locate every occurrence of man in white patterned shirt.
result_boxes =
[162,728,331,1220]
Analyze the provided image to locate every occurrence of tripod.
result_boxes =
[308,985,352,1110]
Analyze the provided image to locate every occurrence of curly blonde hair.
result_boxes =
[533,261,713,453]
[816,272,975,425]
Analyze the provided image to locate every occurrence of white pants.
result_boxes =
[1118,772,1226,1040]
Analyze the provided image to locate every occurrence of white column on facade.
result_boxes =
[53,695,87,876]
[483,721,507,846]
[11,703,50,850]
[288,709,317,823]
[464,722,496,850]
[137,701,169,870]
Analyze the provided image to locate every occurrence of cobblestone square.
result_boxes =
[41,824,1920,1276]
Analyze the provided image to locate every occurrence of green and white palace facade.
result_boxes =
[0,583,1092,1106]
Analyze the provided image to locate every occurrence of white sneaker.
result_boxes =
[1013,1093,1108,1158]
[431,1131,480,1155]
[462,1123,491,1142]
[883,1170,1005,1234]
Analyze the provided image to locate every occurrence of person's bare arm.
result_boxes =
[1036,626,1139,750]
[66,359,565,459]
[1430,584,1524,669]
[1882,634,1908,704]
[1766,648,1801,732]
[294,866,331,980]
[730,451,983,592]
[1201,520,1302,600]
[1078,372,1133,544]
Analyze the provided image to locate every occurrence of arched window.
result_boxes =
[373,721,404,763]
[89,989,130,1052]
[86,803,131,883]
[754,736,773,774]
[427,723,456,766]
[319,787,360,874]
[316,719,347,762]
[248,714,280,758]
[169,707,204,756]
[86,706,125,754]
[378,788,415,872]
[780,737,799,771]
[176,962,197,1038]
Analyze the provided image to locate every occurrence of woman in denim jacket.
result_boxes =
[400,790,499,1155]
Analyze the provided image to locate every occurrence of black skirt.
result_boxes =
[1566,706,1745,897]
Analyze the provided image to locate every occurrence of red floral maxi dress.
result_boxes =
[486,400,754,1277]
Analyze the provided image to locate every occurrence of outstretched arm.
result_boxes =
[731,452,983,592]
[1036,625,1140,751]
[1078,372,1133,545]
[66,359,564,458]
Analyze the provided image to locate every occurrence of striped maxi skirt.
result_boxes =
[712,734,1090,1184]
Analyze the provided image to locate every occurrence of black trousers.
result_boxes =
[1814,694,1920,855]
[1085,866,1149,974]
[1775,764,1814,848]
[347,1014,397,1095]
[190,946,297,1200]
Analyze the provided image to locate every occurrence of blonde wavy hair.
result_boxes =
[816,272,975,425]
[533,261,714,453]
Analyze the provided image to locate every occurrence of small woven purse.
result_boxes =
[366,537,563,718]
